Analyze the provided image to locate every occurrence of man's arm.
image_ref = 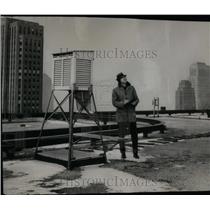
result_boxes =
[112,89,124,108]
[131,87,139,107]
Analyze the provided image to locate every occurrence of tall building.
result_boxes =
[1,17,43,115]
[1,18,16,115]
[189,62,210,109]
[175,80,196,110]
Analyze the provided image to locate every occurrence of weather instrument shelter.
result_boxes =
[35,50,107,169]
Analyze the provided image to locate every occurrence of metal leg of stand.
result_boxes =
[35,90,54,154]
[91,91,107,155]
[68,90,74,170]
[75,91,107,154]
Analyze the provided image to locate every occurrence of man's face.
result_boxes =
[120,76,127,85]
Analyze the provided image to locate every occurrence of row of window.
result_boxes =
[18,97,40,101]
[18,25,43,37]
[18,97,40,100]
[19,90,40,93]
[18,88,40,92]
[18,106,40,111]
[19,71,40,75]
[19,68,41,73]
[19,38,42,47]
[19,60,41,65]
[19,47,42,53]
[19,66,41,70]
[18,79,41,84]
[19,54,41,59]
[18,88,40,93]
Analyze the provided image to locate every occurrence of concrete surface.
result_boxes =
[2,116,210,194]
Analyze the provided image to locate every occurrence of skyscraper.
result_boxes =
[1,17,43,116]
[175,80,196,110]
[189,62,210,109]
[1,18,16,115]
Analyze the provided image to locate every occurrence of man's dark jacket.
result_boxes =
[112,82,139,122]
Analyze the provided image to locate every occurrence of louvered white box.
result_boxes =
[53,50,94,90]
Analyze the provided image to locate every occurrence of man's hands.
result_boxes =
[124,99,130,105]
[124,99,137,107]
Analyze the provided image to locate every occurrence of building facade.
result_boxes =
[189,62,210,109]
[1,18,16,115]
[1,17,43,115]
[175,80,196,110]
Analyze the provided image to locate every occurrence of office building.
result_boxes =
[175,80,196,110]
[189,62,210,109]
[1,17,43,115]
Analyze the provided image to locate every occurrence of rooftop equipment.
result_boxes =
[35,50,107,169]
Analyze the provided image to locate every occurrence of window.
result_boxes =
[19,26,22,34]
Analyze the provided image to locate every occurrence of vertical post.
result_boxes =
[68,89,74,169]
[35,90,54,154]
[91,87,107,156]
[153,98,155,118]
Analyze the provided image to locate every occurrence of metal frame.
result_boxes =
[152,97,160,118]
[35,85,107,169]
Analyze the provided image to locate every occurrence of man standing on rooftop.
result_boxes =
[112,73,140,159]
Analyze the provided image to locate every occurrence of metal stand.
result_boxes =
[35,85,107,169]
[152,97,160,118]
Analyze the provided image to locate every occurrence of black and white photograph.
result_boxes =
[1,15,210,195]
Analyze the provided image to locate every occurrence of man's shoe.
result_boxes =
[121,153,126,159]
[133,154,139,159]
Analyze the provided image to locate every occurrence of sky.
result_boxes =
[14,16,210,111]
